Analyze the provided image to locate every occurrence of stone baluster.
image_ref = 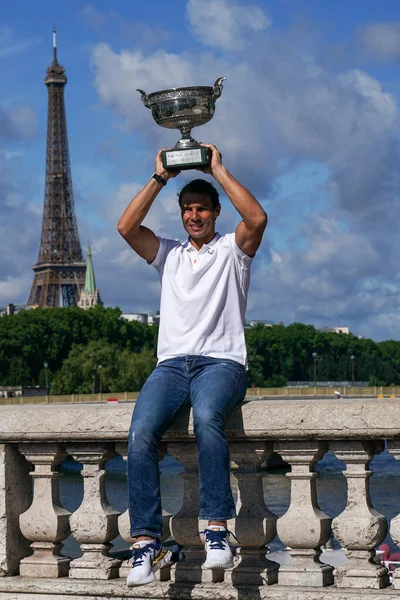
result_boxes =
[18,443,71,577]
[158,442,173,550]
[331,440,389,589]
[115,441,133,580]
[384,441,400,588]
[67,443,121,579]
[275,441,334,586]
[116,441,172,580]
[225,441,279,586]
[0,443,32,576]
[169,442,204,583]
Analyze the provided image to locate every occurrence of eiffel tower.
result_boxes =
[27,32,86,307]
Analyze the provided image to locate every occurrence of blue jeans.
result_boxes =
[127,355,246,538]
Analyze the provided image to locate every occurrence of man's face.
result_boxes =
[181,193,220,241]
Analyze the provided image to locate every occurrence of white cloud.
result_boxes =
[110,247,142,269]
[0,275,31,303]
[91,237,108,255]
[0,106,42,307]
[186,0,271,50]
[80,4,171,49]
[91,44,195,132]
[2,0,399,342]
[87,6,400,340]
[358,22,400,63]
[248,215,398,336]
[113,182,143,216]
[10,105,37,137]
[80,4,109,32]
[0,26,41,59]
[90,33,398,210]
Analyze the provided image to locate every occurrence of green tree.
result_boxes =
[1,306,399,392]
[0,306,158,389]
[110,349,157,392]
[3,356,33,386]
[51,340,121,394]
[265,374,287,388]
[50,341,158,395]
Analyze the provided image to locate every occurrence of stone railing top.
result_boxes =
[0,397,399,442]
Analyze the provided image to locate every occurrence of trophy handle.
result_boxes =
[137,89,150,108]
[212,77,226,100]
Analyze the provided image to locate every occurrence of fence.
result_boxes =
[1,386,398,405]
[1,397,400,598]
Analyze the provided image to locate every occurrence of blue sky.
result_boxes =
[0,0,399,341]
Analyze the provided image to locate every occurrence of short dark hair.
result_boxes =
[178,179,220,209]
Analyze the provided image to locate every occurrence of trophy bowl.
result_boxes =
[137,77,225,170]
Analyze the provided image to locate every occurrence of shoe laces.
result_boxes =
[200,528,239,550]
[132,542,159,567]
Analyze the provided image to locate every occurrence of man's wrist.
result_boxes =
[211,164,228,182]
[152,172,168,186]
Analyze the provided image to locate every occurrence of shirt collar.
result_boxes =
[183,232,221,252]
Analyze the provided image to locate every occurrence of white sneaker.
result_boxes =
[202,526,236,569]
[126,540,172,587]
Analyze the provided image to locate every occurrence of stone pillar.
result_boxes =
[18,443,71,577]
[0,443,32,576]
[226,441,279,586]
[169,442,204,584]
[116,441,171,580]
[275,441,334,586]
[331,440,389,589]
[158,442,173,547]
[115,441,132,580]
[67,443,121,579]
[385,441,400,588]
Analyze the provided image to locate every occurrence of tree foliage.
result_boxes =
[0,307,157,391]
[245,323,400,387]
[0,308,398,392]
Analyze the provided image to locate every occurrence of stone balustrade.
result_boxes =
[1,397,400,599]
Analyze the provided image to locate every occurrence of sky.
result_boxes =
[0,0,399,341]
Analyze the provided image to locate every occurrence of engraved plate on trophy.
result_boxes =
[137,77,225,171]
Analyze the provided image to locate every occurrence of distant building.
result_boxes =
[318,326,350,335]
[27,32,86,307]
[330,326,350,335]
[0,386,22,398]
[245,319,276,328]
[121,311,160,325]
[122,313,150,324]
[0,304,28,317]
[78,244,102,309]
[0,386,47,398]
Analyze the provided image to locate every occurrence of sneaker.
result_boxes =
[202,526,236,569]
[126,540,172,587]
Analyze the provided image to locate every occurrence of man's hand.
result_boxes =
[155,149,181,180]
[197,143,224,177]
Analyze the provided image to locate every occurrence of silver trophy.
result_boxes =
[137,77,225,170]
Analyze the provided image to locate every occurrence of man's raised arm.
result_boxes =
[117,150,180,262]
[199,143,267,257]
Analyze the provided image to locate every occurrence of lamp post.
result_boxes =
[350,355,355,387]
[312,352,318,385]
[98,364,103,395]
[43,361,49,395]
[92,367,96,395]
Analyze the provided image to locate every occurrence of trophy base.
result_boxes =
[162,146,209,171]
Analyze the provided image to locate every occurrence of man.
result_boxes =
[117,143,267,587]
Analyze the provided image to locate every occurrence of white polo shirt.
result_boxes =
[151,232,252,367]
